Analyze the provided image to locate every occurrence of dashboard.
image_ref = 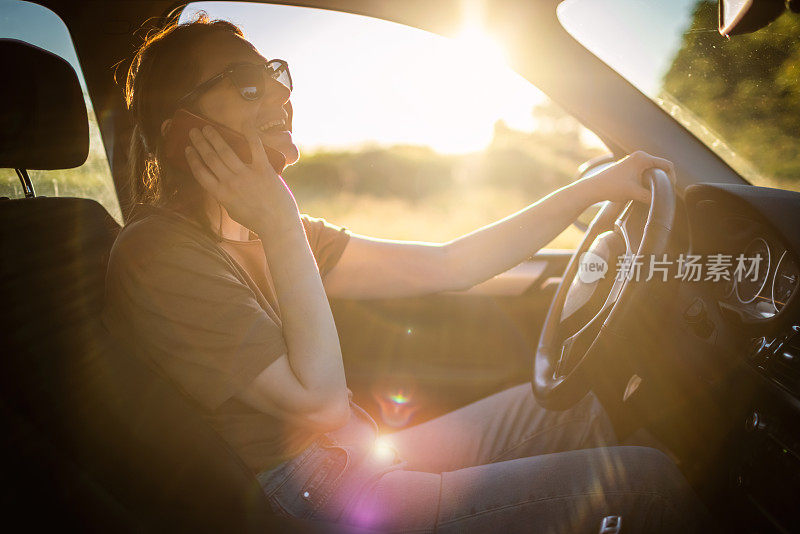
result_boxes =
[687,185,800,325]
[714,222,800,321]
[683,184,800,533]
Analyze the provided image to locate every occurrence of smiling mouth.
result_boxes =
[258,119,287,134]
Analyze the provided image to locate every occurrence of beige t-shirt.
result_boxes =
[103,206,351,472]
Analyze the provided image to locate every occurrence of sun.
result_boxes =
[187,2,545,155]
[422,25,533,153]
[452,26,510,68]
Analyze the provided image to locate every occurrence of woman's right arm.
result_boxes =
[235,218,350,430]
[185,124,350,430]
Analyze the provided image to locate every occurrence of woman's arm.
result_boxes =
[323,151,675,298]
[239,217,350,428]
[324,183,595,298]
[185,124,350,429]
[443,180,594,292]
[444,151,674,291]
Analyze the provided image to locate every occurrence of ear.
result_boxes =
[160,118,173,137]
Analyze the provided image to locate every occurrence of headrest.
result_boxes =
[0,39,89,170]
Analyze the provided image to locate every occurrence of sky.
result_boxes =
[180,1,548,153]
[557,0,704,96]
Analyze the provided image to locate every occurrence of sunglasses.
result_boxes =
[176,59,292,108]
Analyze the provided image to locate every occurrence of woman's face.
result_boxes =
[185,33,299,166]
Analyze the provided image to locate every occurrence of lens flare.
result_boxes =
[390,391,409,405]
[374,386,420,427]
[373,437,395,462]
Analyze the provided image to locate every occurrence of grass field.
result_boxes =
[296,186,586,249]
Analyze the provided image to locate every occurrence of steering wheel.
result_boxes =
[533,168,676,410]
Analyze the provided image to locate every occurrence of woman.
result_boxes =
[104,13,711,533]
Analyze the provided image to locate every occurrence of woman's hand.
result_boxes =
[184,123,300,233]
[576,151,676,204]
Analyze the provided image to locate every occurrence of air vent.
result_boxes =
[764,329,800,394]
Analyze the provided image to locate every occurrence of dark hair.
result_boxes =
[124,13,252,236]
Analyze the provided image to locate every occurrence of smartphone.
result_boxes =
[163,108,287,175]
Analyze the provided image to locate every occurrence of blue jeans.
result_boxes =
[258,385,711,532]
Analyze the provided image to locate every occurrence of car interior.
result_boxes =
[2,0,799,532]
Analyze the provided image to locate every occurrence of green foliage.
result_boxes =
[284,145,455,202]
[663,1,800,184]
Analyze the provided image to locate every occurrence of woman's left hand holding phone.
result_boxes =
[184,124,300,234]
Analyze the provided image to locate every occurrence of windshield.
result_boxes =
[172,2,610,250]
[558,0,800,192]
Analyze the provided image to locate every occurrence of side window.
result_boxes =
[182,2,608,249]
[0,0,122,223]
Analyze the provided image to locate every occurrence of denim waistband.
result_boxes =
[257,402,405,522]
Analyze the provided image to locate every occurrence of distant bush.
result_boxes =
[284,145,456,202]
[284,101,605,205]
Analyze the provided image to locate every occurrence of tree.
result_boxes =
[663,1,800,183]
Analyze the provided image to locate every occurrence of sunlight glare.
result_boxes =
[182,2,546,154]
[452,26,509,69]
[373,437,395,462]
[430,25,535,153]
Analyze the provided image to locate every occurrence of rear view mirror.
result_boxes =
[718,0,786,36]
